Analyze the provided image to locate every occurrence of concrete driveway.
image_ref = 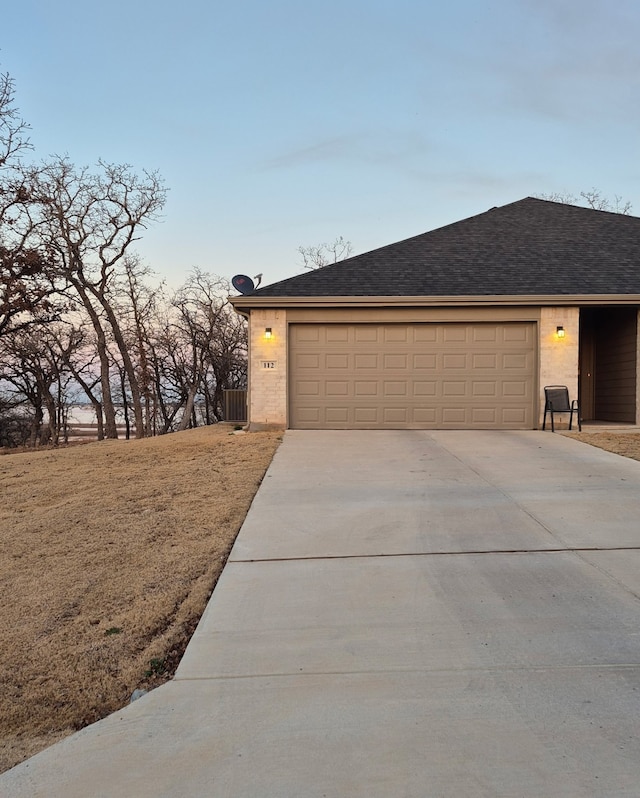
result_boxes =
[4,430,640,797]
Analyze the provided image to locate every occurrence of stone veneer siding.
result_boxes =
[248,309,288,429]
[539,307,580,426]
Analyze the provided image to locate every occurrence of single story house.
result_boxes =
[230,198,640,431]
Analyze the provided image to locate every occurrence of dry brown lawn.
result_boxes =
[564,430,640,461]
[0,426,281,773]
[2,426,639,775]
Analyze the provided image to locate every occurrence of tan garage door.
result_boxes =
[289,322,536,429]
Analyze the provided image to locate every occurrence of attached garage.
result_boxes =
[289,322,536,429]
[231,198,640,431]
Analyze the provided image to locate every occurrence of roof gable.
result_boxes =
[247,198,640,298]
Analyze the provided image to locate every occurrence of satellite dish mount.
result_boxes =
[232,274,255,295]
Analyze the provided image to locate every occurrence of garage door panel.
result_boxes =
[384,327,409,343]
[414,326,438,343]
[296,327,321,343]
[325,407,349,423]
[295,353,320,369]
[295,380,321,396]
[443,353,467,369]
[472,408,498,423]
[443,326,468,343]
[442,381,467,397]
[503,353,530,369]
[325,326,350,342]
[326,381,349,396]
[413,407,438,423]
[472,381,498,397]
[354,407,379,423]
[296,407,321,423]
[413,353,437,369]
[384,381,408,396]
[503,381,528,397]
[384,407,408,423]
[355,353,378,369]
[502,408,527,424]
[289,323,535,429]
[413,381,437,396]
[383,353,408,369]
[442,407,468,424]
[354,327,379,343]
[503,325,531,343]
[473,327,498,342]
[472,353,497,369]
[354,381,379,396]
[325,353,349,369]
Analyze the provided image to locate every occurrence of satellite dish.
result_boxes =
[232,274,255,295]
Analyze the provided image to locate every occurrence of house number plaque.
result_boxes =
[261,361,277,370]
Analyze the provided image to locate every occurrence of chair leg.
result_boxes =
[568,402,581,432]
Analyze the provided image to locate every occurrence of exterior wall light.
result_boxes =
[556,326,565,339]
[264,327,273,340]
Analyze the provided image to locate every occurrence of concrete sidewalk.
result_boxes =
[4,430,640,797]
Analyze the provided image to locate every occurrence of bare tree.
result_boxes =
[17,156,167,437]
[298,236,353,270]
[49,320,106,440]
[0,248,61,337]
[0,70,30,168]
[145,271,247,432]
[0,69,253,444]
[0,322,75,446]
[0,391,32,447]
[0,71,62,338]
[148,303,199,433]
[537,189,632,215]
[0,69,193,445]
[169,271,230,430]
[116,254,164,436]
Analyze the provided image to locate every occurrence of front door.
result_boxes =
[579,316,595,421]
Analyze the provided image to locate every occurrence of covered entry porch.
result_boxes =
[579,307,640,425]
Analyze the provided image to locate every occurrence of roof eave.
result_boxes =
[229,294,640,311]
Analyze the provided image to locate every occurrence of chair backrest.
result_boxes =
[544,385,570,412]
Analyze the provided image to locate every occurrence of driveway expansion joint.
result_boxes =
[174,662,640,682]
[230,546,640,564]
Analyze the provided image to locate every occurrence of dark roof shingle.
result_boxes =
[250,198,640,297]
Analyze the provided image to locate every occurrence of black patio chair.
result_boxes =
[543,385,581,432]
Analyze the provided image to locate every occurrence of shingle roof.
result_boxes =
[250,198,640,297]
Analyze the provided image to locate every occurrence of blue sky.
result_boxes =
[3,0,639,287]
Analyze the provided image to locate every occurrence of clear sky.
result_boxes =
[2,0,639,288]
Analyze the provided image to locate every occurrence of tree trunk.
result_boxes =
[29,402,43,448]
[96,297,145,439]
[176,383,198,431]
[72,282,118,438]
[43,389,58,445]
[119,368,131,439]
